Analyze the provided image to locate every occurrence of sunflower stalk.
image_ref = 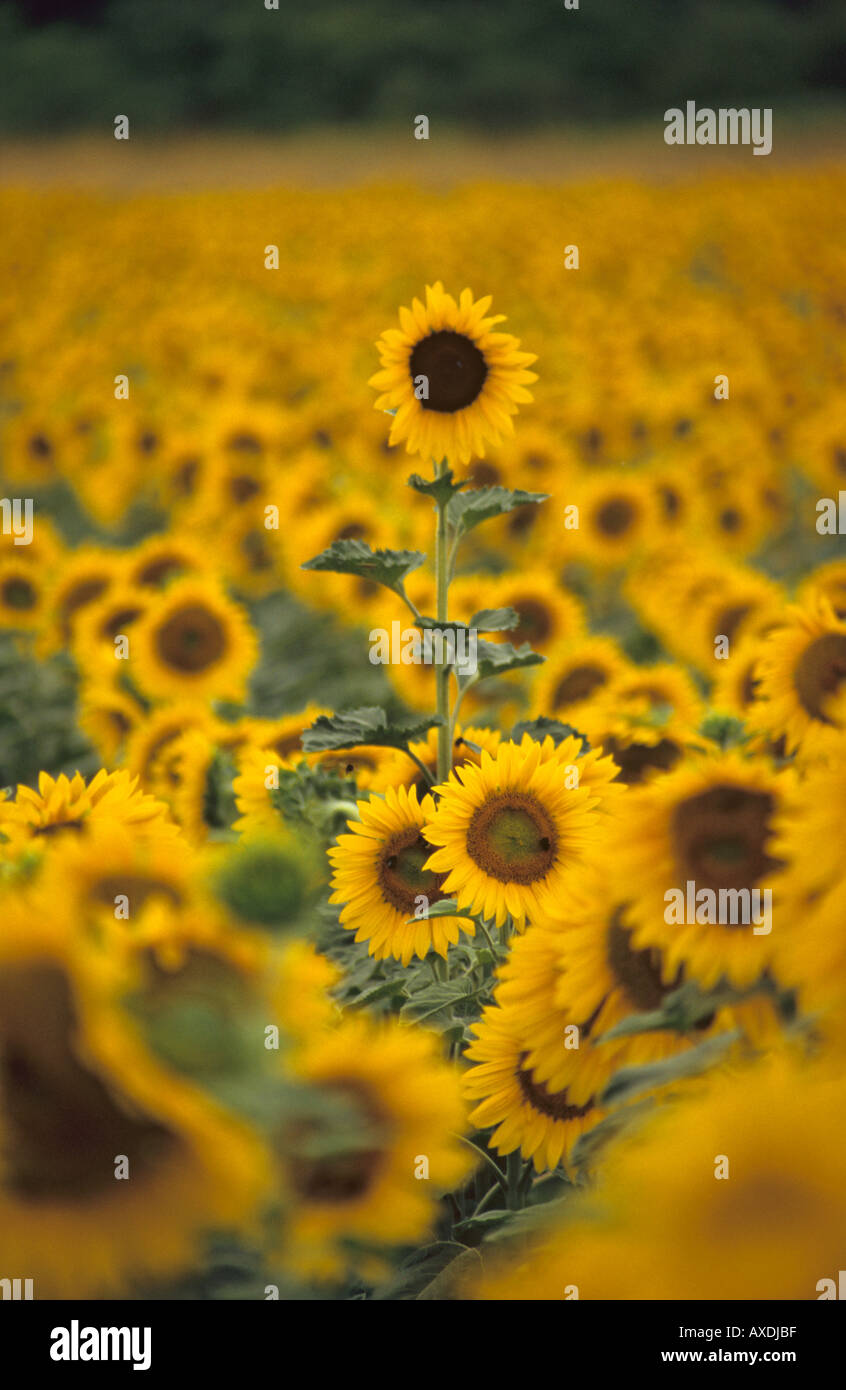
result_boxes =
[433,459,452,784]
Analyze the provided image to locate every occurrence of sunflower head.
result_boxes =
[369,283,537,465]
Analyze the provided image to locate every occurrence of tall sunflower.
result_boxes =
[369,283,537,465]
[329,785,475,965]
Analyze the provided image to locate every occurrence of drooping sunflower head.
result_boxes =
[369,283,537,465]
[329,784,475,965]
[463,1002,607,1173]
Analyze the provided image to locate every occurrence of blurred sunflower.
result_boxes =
[131,577,257,704]
[369,282,537,465]
[36,819,194,937]
[570,474,657,568]
[483,571,585,651]
[125,702,220,797]
[78,683,145,765]
[0,769,180,859]
[329,784,474,965]
[754,595,846,758]
[0,901,271,1298]
[124,532,211,590]
[72,583,149,678]
[37,546,122,656]
[479,1051,846,1300]
[605,752,791,989]
[277,1013,471,1278]
[0,559,45,630]
[530,635,631,732]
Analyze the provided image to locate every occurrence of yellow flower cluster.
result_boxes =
[2,167,846,1299]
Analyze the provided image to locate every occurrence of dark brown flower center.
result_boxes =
[270,729,308,759]
[510,598,553,647]
[2,577,37,610]
[28,432,53,460]
[466,792,557,885]
[229,474,261,503]
[714,603,753,644]
[378,827,446,913]
[795,632,846,723]
[88,875,183,913]
[671,785,780,894]
[595,498,635,537]
[468,462,502,487]
[516,1053,594,1121]
[32,819,85,837]
[606,916,681,1010]
[658,485,681,520]
[409,330,488,413]
[154,603,227,673]
[605,736,682,785]
[137,555,188,587]
[0,965,176,1201]
[553,664,607,707]
[286,1082,388,1205]
[98,605,144,640]
[60,578,109,641]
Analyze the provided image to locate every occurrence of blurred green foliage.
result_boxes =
[0,0,844,133]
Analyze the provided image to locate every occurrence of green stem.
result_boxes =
[434,459,451,783]
[403,748,435,787]
[506,1150,525,1210]
[449,674,477,747]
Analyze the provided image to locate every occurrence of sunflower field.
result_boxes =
[1,167,846,1304]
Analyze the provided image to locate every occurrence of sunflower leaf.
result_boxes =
[403,897,460,924]
[599,1030,741,1107]
[461,639,544,685]
[596,978,762,1041]
[469,607,520,633]
[447,486,548,535]
[407,469,466,506]
[300,539,426,593]
[510,716,591,751]
[302,707,443,753]
[569,1098,657,1172]
[416,1246,484,1299]
[371,1241,469,1301]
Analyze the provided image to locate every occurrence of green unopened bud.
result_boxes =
[214,838,308,929]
